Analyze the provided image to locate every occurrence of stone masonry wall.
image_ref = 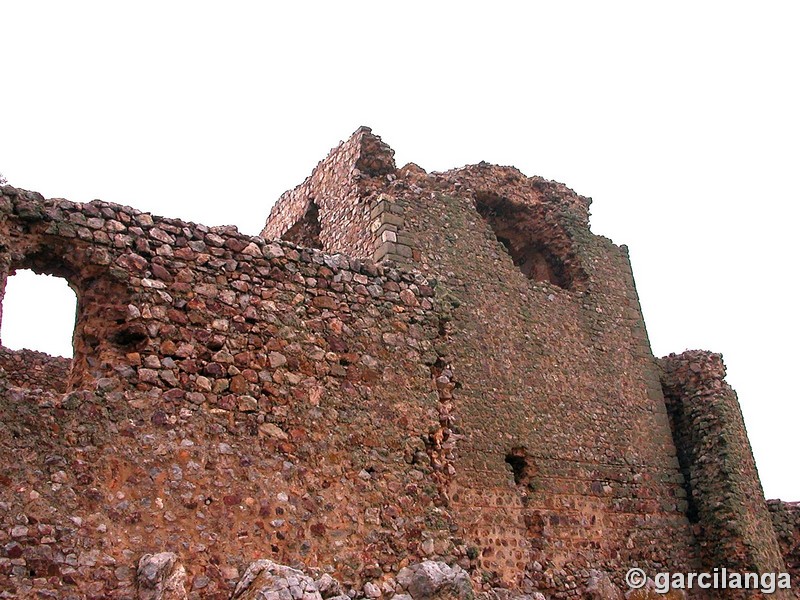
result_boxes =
[0,184,460,598]
[769,501,800,593]
[261,131,706,596]
[1,128,794,599]
[372,164,703,596]
[0,347,71,393]
[660,350,789,597]
[261,127,411,264]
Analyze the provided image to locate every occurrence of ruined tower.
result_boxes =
[0,128,794,598]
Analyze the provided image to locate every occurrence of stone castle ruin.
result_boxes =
[0,128,797,598]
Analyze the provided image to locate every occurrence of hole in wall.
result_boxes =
[475,191,575,290]
[506,453,527,486]
[111,322,148,351]
[283,200,322,249]
[505,446,539,499]
[1,269,77,357]
[505,447,533,486]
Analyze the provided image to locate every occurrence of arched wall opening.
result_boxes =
[1,236,140,391]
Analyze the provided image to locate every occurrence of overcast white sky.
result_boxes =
[2,2,798,500]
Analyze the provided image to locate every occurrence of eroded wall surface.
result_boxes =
[260,133,710,595]
[258,129,793,598]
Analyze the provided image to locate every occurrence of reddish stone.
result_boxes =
[312,295,338,310]
[204,362,225,376]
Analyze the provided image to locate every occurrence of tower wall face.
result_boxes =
[262,143,706,592]
[261,127,399,261]
[660,352,788,583]
[0,129,791,598]
[392,172,702,590]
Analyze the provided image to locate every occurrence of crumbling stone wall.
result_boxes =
[768,501,800,593]
[660,351,789,597]
[0,184,459,598]
[370,164,704,594]
[262,132,707,595]
[258,129,797,597]
[1,129,793,599]
[0,189,138,390]
[262,127,408,263]
[0,347,71,392]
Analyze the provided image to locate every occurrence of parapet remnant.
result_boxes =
[0,127,794,599]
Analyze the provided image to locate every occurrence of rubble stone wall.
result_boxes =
[769,501,800,589]
[0,347,71,393]
[360,162,705,594]
[660,350,789,595]
[0,184,459,598]
[261,127,409,263]
[0,129,793,599]
[260,131,707,594]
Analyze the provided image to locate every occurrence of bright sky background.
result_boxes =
[2,2,798,500]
